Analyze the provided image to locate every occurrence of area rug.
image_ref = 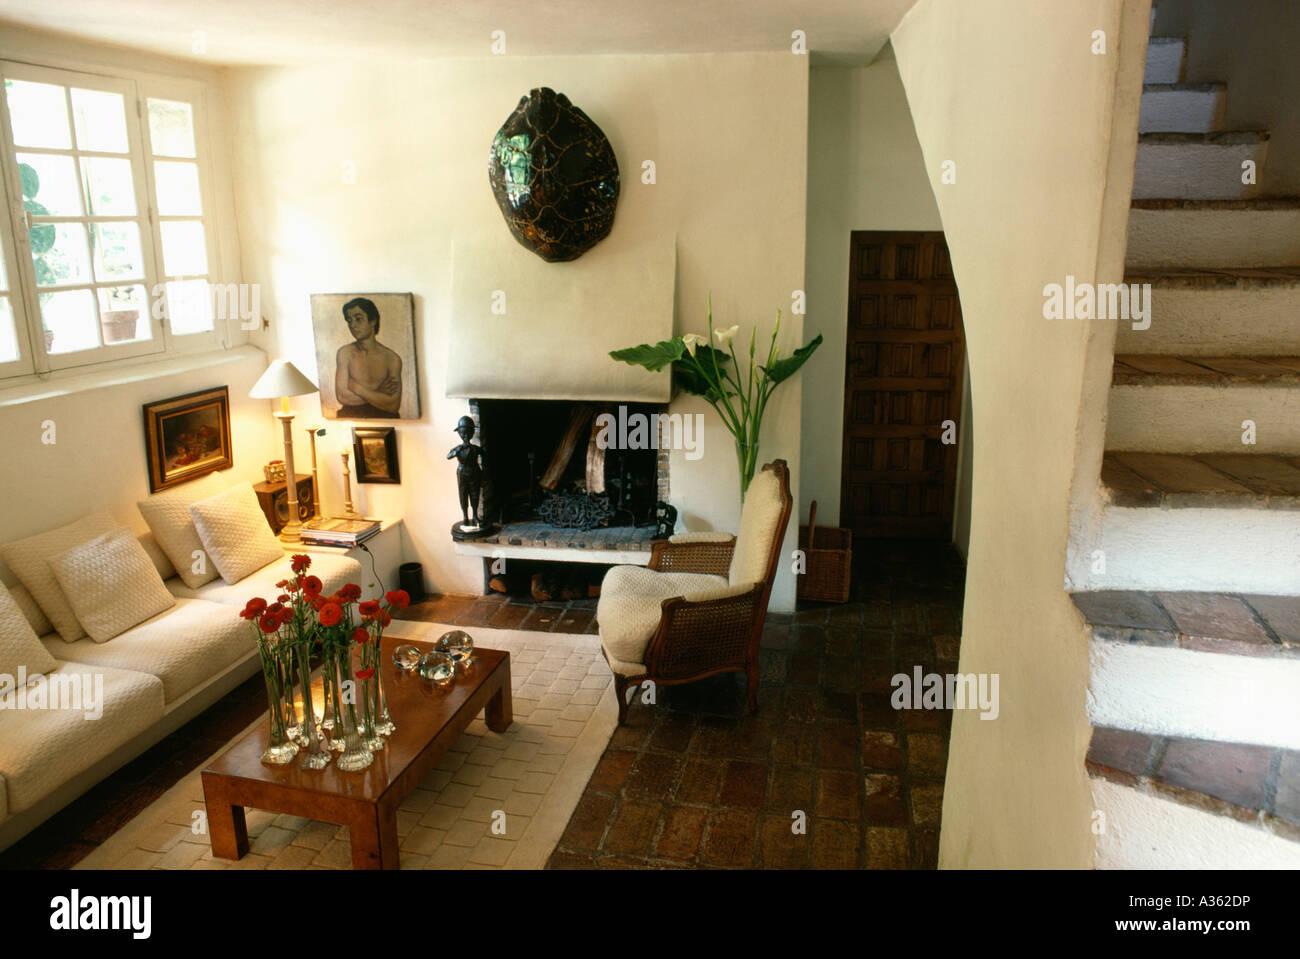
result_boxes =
[75,623,616,870]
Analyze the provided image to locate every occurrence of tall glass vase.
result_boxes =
[295,636,332,769]
[257,638,299,765]
[333,641,374,772]
[735,437,759,502]
[282,639,305,746]
[365,638,396,739]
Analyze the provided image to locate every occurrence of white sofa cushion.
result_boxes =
[7,583,52,637]
[0,511,116,642]
[728,466,786,587]
[188,482,285,585]
[166,551,362,606]
[137,531,176,581]
[0,660,164,814]
[41,598,253,705]
[49,526,176,643]
[0,581,57,683]
[137,476,225,589]
[596,565,728,666]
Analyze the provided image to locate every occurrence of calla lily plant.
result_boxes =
[610,297,822,498]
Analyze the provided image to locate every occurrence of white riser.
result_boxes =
[1145,37,1185,84]
[1139,85,1224,133]
[1114,284,1300,355]
[1133,139,1267,199]
[1128,206,1300,268]
[1090,642,1300,749]
[1084,506,1300,593]
[1092,778,1300,868]
[1106,383,1300,453]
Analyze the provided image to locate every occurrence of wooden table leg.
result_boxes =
[486,662,512,732]
[350,803,401,870]
[201,772,248,861]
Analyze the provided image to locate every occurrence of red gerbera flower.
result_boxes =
[302,575,323,596]
[291,554,311,573]
[352,626,370,645]
[244,597,268,616]
[356,668,374,680]
[317,602,343,627]
[384,589,410,610]
[257,614,279,634]
[359,600,381,620]
[378,610,391,628]
[339,583,362,603]
[275,579,289,589]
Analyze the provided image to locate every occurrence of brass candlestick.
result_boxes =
[341,449,358,517]
[303,424,324,519]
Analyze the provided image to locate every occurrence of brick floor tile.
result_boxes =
[907,733,949,779]
[1156,738,1272,810]
[812,819,859,869]
[818,725,860,769]
[603,800,662,856]
[589,749,637,793]
[915,829,940,868]
[654,805,708,862]
[771,724,817,766]
[626,753,682,799]
[815,769,859,820]
[700,809,758,868]
[865,827,909,868]
[760,813,810,869]
[862,731,904,771]
[909,781,944,828]
[863,773,907,826]
[719,760,768,809]
[1071,590,1175,630]
[769,764,813,814]
[1086,727,1154,784]
[675,759,724,804]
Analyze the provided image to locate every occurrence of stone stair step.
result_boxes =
[1127,199,1300,268]
[1100,451,1300,506]
[1139,82,1225,133]
[1133,131,1269,200]
[1144,36,1186,84]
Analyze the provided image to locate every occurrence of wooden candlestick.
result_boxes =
[341,449,357,517]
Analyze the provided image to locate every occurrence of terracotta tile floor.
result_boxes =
[546,539,966,869]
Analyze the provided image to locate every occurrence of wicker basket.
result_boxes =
[796,500,852,603]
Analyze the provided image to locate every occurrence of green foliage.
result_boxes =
[762,333,823,385]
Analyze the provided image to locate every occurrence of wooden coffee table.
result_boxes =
[201,635,511,869]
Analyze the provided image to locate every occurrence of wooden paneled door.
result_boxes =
[840,231,965,539]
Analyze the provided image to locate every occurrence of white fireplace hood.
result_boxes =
[446,232,675,402]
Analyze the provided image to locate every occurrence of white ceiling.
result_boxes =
[0,0,917,66]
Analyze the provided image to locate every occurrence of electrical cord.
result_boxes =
[357,542,385,595]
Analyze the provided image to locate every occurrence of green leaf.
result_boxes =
[18,162,38,200]
[673,346,735,402]
[609,338,685,372]
[760,333,823,386]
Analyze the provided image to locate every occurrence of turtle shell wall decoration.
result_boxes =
[488,87,620,262]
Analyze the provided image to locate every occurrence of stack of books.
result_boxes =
[300,516,381,547]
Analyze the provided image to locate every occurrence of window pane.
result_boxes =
[153,161,202,215]
[4,79,71,149]
[166,278,213,334]
[146,98,195,158]
[91,221,144,282]
[0,297,17,362]
[41,288,98,353]
[159,220,207,276]
[80,157,137,215]
[17,154,83,216]
[71,88,129,153]
[36,223,92,287]
[97,284,150,343]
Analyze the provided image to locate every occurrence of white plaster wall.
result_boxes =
[892,0,1147,868]
[799,53,943,527]
[223,54,808,609]
[1155,0,1300,195]
[1092,778,1300,868]
[1089,641,1300,749]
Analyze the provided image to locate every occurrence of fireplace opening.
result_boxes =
[472,399,668,530]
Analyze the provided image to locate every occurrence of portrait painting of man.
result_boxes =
[310,293,420,420]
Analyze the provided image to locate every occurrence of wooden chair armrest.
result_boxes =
[644,583,762,679]
[647,535,737,575]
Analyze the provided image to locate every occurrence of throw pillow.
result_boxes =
[8,582,52,636]
[0,581,58,686]
[137,477,224,589]
[0,511,117,642]
[49,526,176,643]
[189,482,285,584]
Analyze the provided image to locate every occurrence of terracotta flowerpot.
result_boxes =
[100,309,140,343]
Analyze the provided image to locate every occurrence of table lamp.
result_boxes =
[250,359,319,543]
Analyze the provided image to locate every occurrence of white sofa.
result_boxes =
[0,531,361,853]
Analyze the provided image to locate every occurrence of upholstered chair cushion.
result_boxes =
[727,466,787,586]
[0,511,117,642]
[137,475,226,589]
[189,482,285,585]
[597,565,728,666]
[0,581,58,682]
[49,526,177,643]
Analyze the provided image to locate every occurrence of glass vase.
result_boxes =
[333,642,373,772]
[295,636,331,769]
[257,637,299,765]
[372,641,396,737]
[281,639,305,746]
[359,642,384,752]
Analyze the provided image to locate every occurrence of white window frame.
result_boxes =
[0,60,226,380]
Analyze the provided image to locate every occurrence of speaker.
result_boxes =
[253,474,315,534]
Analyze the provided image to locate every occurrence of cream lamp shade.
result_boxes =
[250,359,318,400]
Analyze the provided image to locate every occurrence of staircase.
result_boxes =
[1076,6,1300,867]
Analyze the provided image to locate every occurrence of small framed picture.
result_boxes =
[353,427,400,484]
[143,386,234,492]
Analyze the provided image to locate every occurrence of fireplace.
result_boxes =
[464,399,670,556]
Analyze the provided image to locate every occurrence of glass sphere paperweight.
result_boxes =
[436,630,475,666]
[418,650,456,686]
[393,644,423,672]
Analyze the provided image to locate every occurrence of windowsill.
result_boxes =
[0,343,267,407]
